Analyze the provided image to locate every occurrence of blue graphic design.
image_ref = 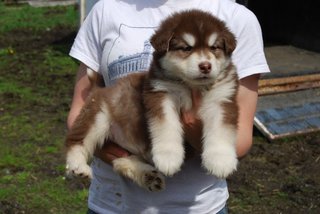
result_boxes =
[108,40,153,82]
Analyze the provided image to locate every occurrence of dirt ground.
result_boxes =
[228,130,320,213]
[1,23,319,213]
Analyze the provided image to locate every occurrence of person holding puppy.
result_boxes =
[68,0,270,213]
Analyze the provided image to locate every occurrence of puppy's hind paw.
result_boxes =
[66,163,92,179]
[143,170,165,192]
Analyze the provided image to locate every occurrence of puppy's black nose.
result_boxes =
[199,62,212,74]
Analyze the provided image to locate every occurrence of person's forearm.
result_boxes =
[236,74,260,158]
[67,63,91,130]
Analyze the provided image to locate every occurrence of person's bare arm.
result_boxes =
[235,74,260,158]
[67,63,92,130]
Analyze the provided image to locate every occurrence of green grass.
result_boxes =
[0,2,87,213]
[0,2,78,33]
[0,176,88,213]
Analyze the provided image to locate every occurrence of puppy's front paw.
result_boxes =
[66,163,92,179]
[202,147,238,178]
[152,152,184,176]
[143,170,165,192]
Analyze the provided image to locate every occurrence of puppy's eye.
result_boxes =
[210,45,222,52]
[172,45,193,52]
[210,46,218,51]
[182,46,193,52]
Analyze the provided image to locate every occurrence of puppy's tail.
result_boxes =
[87,68,105,88]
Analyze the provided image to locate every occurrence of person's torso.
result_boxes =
[89,0,242,213]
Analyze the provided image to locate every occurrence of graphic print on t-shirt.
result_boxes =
[107,24,156,82]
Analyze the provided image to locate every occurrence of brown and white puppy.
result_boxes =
[65,10,239,192]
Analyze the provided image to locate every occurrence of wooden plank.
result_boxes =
[259,81,320,95]
[259,73,320,86]
[258,73,320,95]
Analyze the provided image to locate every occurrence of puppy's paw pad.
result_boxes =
[143,170,165,192]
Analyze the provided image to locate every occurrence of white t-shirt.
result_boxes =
[70,0,270,213]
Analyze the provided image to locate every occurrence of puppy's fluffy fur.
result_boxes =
[65,10,239,192]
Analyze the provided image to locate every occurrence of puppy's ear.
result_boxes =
[150,16,179,53]
[150,30,174,53]
[222,29,237,56]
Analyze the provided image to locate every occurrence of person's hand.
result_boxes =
[181,90,203,152]
[95,140,130,165]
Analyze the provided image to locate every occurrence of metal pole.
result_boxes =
[80,0,86,25]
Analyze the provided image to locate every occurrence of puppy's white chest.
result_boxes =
[174,89,193,112]
[151,80,192,112]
